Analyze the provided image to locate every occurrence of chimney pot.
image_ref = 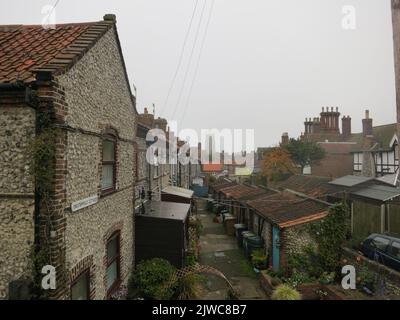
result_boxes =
[103,14,117,22]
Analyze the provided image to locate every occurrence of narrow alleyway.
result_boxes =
[197,211,267,300]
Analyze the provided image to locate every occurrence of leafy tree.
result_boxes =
[262,147,295,181]
[284,139,325,173]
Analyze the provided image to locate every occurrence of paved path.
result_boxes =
[197,211,267,300]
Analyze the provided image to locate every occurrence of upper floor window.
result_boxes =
[353,152,363,172]
[102,136,116,194]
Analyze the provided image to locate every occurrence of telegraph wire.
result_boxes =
[43,0,61,26]
[160,0,200,117]
[180,0,215,126]
[171,0,208,121]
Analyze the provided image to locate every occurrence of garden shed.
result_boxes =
[135,201,190,268]
[161,186,194,204]
[350,185,400,238]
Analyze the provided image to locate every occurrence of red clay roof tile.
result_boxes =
[0,21,112,83]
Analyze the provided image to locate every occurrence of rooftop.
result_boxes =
[277,174,338,198]
[329,175,374,187]
[162,186,194,199]
[247,191,329,228]
[136,201,190,221]
[219,184,269,200]
[352,185,400,202]
[0,20,115,83]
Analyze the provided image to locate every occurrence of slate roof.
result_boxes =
[247,191,329,228]
[0,20,116,83]
[329,175,374,187]
[348,123,397,152]
[352,185,400,202]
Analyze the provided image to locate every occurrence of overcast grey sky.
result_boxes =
[0,0,396,148]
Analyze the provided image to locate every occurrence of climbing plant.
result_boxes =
[308,203,348,272]
[27,110,57,197]
[26,107,58,299]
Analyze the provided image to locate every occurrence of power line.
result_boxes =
[171,0,208,121]
[160,0,199,117]
[43,0,61,26]
[180,0,215,126]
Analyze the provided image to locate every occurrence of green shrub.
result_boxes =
[128,258,177,300]
[174,274,205,300]
[346,236,365,251]
[287,246,325,279]
[271,284,301,300]
[319,272,336,285]
[185,254,197,267]
[284,272,315,289]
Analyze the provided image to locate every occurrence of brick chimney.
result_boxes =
[342,115,352,138]
[281,132,289,145]
[362,110,373,137]
[320,107,341,134]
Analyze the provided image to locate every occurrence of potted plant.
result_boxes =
[251,249,268,271]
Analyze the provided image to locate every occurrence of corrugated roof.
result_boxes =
[329,175,374,187]
[352,185,400,202]
[247,192,329,228]
[162,186,194,199]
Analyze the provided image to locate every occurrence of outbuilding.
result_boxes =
[135,201,190,268]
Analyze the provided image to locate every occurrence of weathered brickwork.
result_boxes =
[0,101,36,299]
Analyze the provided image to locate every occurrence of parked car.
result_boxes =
[360,233,400,272]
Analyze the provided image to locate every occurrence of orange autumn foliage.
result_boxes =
[262,147,296,178]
